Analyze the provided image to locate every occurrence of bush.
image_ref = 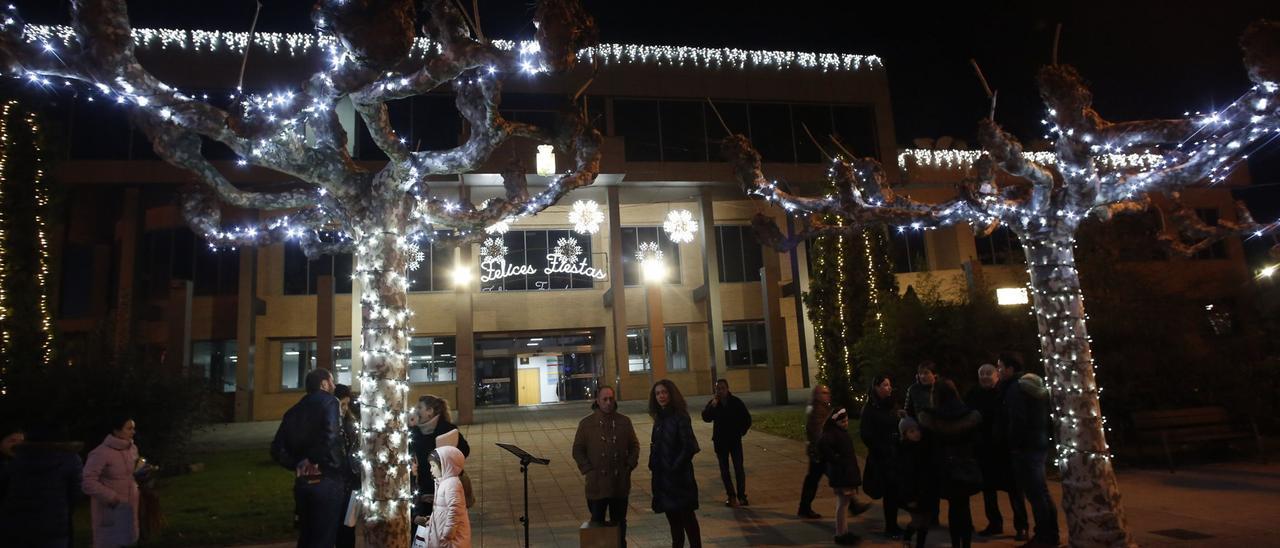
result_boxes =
[1,362,216,467]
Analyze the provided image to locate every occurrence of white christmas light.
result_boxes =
[535,144,555,176]
[480,237,507,261]
[662,209,698,244]
[568,199,604,235]
[552,237,582,262]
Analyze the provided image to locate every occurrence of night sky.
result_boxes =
[17,1,1280,235]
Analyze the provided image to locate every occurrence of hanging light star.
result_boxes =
[569,199,604,235]
[484,218,511,235]
[662,209,698,244]
[636,241,663,263]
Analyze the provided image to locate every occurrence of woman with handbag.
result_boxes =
[919,379,983,548]
[410,395,471,520]
[859,375,904,538]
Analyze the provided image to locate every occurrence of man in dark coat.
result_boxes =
[271,367,345,548]
[967,364,1028,540]
[573,386,640,547]
[903,361,938,419]
[701,379,752,507]
[999,352,1059,548]
[0,424,82,547]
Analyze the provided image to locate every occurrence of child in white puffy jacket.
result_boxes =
[424,445,470,547]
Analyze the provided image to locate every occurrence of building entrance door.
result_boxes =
[517,368,541,405]
[476,329,604,407]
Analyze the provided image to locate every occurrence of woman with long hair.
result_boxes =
[410,395,470,519]
[648,379,702,548]
[797,383,832,519]
[859,375,904,538]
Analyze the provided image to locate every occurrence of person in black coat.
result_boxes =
[271,368,346,548]
[649,379,702,548]
[818,408,862,546]
[998,352,1059,548]
[895,417,935,548]
[966,364,1028,540]
[410,394,471,519]
[0,424,82,548]
[700,378,752,507]
[859,375,904,538]
[334,384,361,548]
[920,379,983,548]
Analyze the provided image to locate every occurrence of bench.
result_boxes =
[1131,406,1266,473]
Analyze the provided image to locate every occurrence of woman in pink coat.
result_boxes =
[83,416,140,547]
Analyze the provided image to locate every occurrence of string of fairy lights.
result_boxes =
[0,100,57,396]
[22,24,883,73]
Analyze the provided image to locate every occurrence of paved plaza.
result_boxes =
[225,391,1278,547]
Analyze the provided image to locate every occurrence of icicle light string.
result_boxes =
[21,24,883,72]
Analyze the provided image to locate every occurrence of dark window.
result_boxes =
[1192,209,1229,260]
[620,226,682,286]
[283,242,353,295]
[832,105,879,158]
[660,101,708,162]
[480,229,597,292]
[407,236,457,293]
[193,245,241,296]
[68,100,132,159]
[613,99,661,161]
[59,244,94,318]
[192,340,236,393]
[716,225,764,283]
[626,326,690,372]
[975,227,1022,266]
[890,228,928,273]
[748,103,794,163]
[791,104,834,163]
[142,228,239,298]
[724,321,769,368]
[704,102,750,162]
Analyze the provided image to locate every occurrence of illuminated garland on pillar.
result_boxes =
[0,100,56,395]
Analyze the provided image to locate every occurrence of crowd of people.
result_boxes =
[0,352,1061,548]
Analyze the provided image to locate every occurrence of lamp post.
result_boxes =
[641,251,667,381]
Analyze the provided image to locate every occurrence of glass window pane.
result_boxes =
[704,102,750,162]
[613,99,661,161]
[333,253,353,294]
[832,105,879,158]
[621,227,640,286]
[791,104,833,163]
[283,242,309,295]
[718,226,744,283]
[750,322,769,365]
[666,326,688,372]
[281,340,316,390]
[333,339,352,385]
[747,103,794,163]
[627,328,648,372]
[660,101,707,162]
[741,227,764,282]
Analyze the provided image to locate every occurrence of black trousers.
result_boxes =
[715,439,746,498]
[946,494,973,546]
[799,458,824,511]
[982,484,1029,532]
[587,497,629,547]
[664,509,702,548]
[336,488,355,548]
[294,475,343,548]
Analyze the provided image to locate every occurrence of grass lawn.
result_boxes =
[750,407,866,452]
[75,449,296,547]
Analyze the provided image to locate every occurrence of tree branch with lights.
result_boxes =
[1,0,600,544]
[724,21,1280,548]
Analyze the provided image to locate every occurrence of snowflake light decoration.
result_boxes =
[553,237,583,262]
[480,237,507,261]
[568,199,604,235]
[405,243,425,271]
[636,241,663,264]
[484,219,511,235]
[662,209,698,244]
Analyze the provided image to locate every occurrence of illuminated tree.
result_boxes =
[724,21,1280,547]
[0,0,600,544]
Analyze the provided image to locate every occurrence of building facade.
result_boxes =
[40,29,1253,422]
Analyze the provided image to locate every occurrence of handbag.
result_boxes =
[460,470,476,509]
[945,453,983,496]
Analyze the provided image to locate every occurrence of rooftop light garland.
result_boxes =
[723,21,1280,548]
[22,24,882,72]
[1,0,602,546]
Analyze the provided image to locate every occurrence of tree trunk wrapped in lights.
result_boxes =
[725,22,1280,547]
[0,0,600,544]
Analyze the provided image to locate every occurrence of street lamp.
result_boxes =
[451,264,472,288]
[636,242,666,379]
